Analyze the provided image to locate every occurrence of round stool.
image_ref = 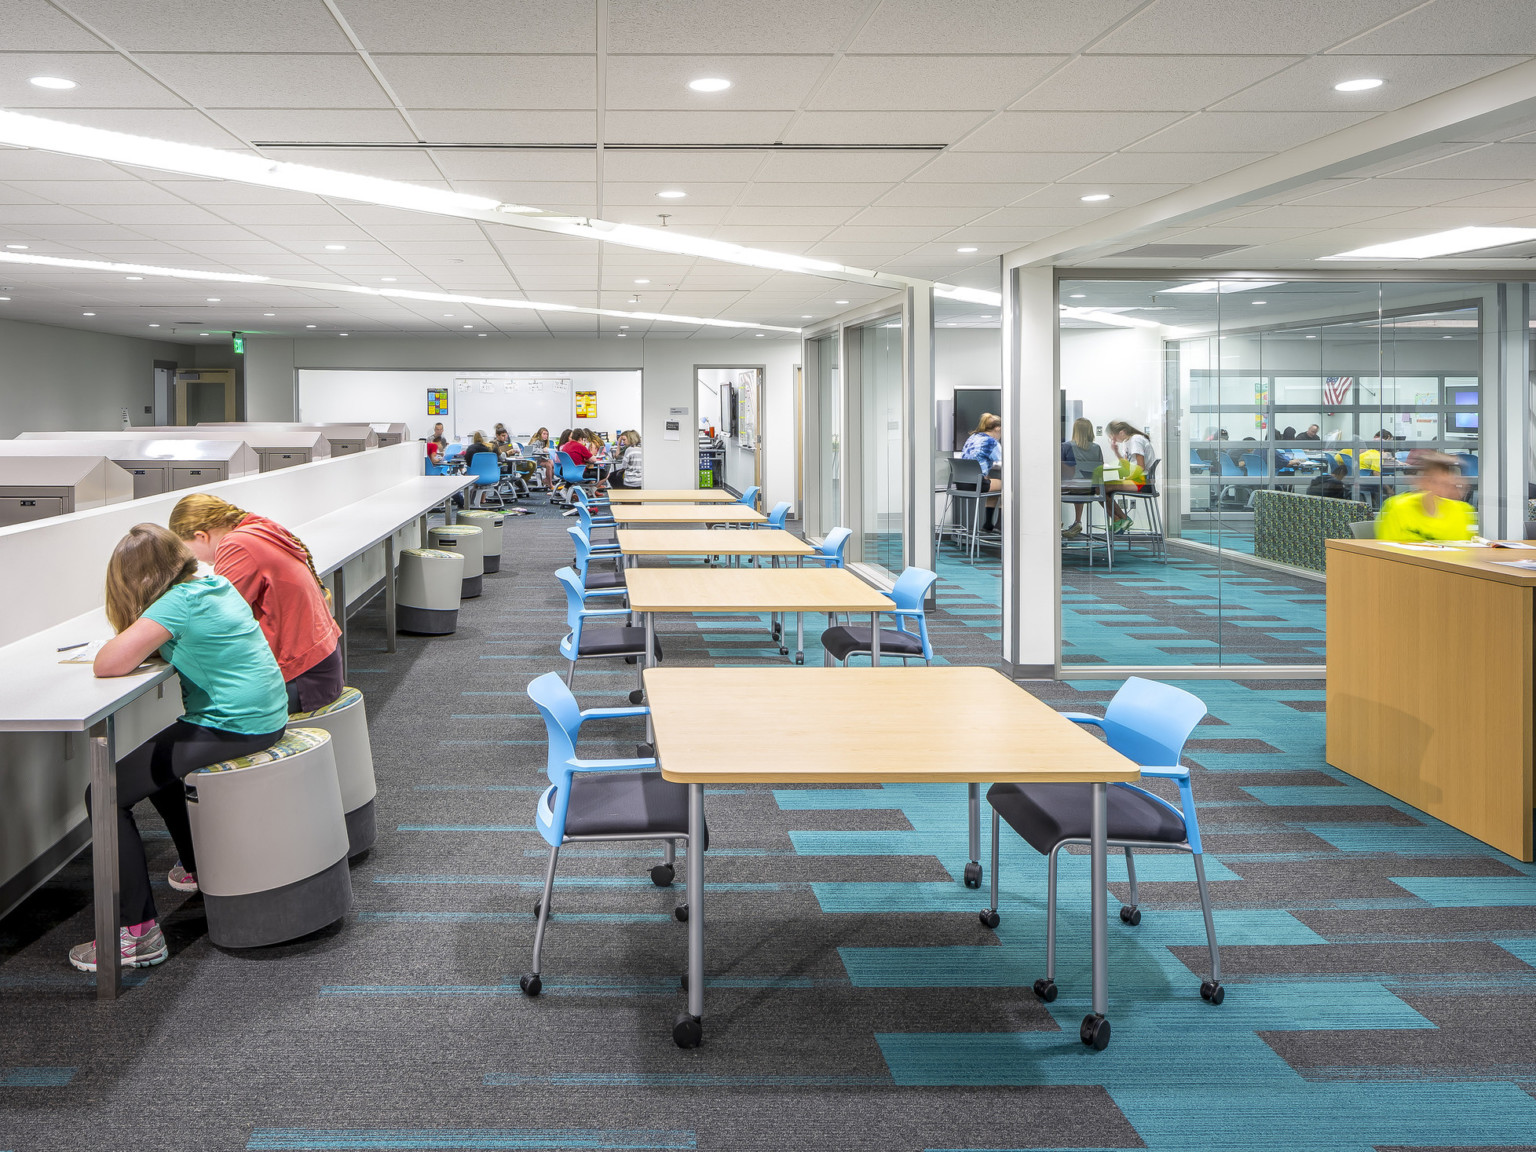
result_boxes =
[185,728,351,949]
[289,687,376,857]
[429,522,484,598]
[397,547,464,634]
[458,509,504,573]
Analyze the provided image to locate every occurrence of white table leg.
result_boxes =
[384,536,397,655]
[89,716,120,1000]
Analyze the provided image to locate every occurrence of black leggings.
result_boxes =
[286,642,344,714]
[609,473,635,488]
[86,720,284,925]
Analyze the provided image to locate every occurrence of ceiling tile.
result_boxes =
[741,181,896,206]
[606,55,830,111]
[723,205,855,226]
[255,149,446,180]
[604,180,738,205]
[440,151,597,182]
[1015,182,1182,207]
[1213,54,1527,112]
[1091,0,1422,54]
[33,108,246,147]
[1295,176,1527,205]
[850,0,1143,52]
[812,55,1064,111]
[374,54,597,110]
[140,53,391,108]
[1218,203,1399,228]
[1127,110,1371,152]
[969,205,1099,227]
[153,179,327,205]
[0,52,187,107]
[1386,142,1536,180]
[606,205,727,226]
[600,151,763,182]
[1011,54,1300,111]
[407,110,596,143]
[907,152,1097,183]
[1062,151,1270,182]
[844,205,980,227]
[58,0,355,51]
[0,0,113,49]
[874,182,1042,206]
[1338,0,1536,53]
[604,111,792,145]
[782,111,989,146]
[334,0,596,52]
[953,110,1185,152]
[607,0,867,53]
[208,203,365,228]
[212,109,414,143]
[752,151,934,182]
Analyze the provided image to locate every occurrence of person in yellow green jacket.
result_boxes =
[1375,451,1476,542]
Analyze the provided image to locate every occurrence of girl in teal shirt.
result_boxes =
[70,524,287,974]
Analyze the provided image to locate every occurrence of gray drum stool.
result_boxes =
[397,547,464,634]
[289,687,376,857]
[429,522,484,598]
[458,509,504,573]
[185,727,352,949]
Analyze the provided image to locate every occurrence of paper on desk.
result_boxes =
[57,638,109,664]
[1492,559,1536,570]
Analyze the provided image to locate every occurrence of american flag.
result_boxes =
[1323,376,1354,407]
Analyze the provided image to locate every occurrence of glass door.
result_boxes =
[849,314,904,575]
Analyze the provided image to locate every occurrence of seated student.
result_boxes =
[1296,424,1322,442]
[562,428,607,490]
[1104,419,1158,533]
[428,422,448,453]
[1061,417,1102,540]
[959,413,1003,534]
[1306,462,1350,500]
[463,429,497,470]
[1376,451,1475,542]
[72,524,287,972]
[609,430,643,489]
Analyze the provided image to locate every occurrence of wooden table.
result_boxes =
[606,489,739,503]
[645,666,1141,1049]
[610,505,766,526]
[616,528,814,564]
[1326,538,1536,859]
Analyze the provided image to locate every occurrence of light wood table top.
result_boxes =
[617,529,814,558]
[606,488,739,503]
[645,666,1141,784]
[624,566,891,613]
[1326,538,1536,587]
[610,504,766,525]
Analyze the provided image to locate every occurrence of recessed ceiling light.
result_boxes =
[5,244,28,250]
[628,295,639,303]
[755,332,764,337]
[148,323,159,327]
[688,77,731,93]
[1305,334,1317,339]
[29,76,76,90]
[634,278,650,284]
[1443,334,1454,339]
[462,324,472,328]
[206,297,220,302]
[263,312,275,316]
[1334,78,1384,92]
[199,332,209,336]
[619,325,629,329]
[957,246,978,253]
[306,324,316,328]
[82,311,94,316]
[338,332,348,336]
[617,332,627,338]
[0,296,10,301]
[1069,293,1086,299]
[478,332,486,337]
[443,313,453,317]
[1252,300,1267,305]
[1080,193,1113,202]
[125,275,143,280]
[801,314,812,319]
[324,244,347,250]
[835,299,849,304]
[1321,226,1536,260]
[657,190,687,199]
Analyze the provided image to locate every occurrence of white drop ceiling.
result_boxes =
[0,0,1533,341]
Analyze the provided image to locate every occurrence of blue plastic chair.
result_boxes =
[518,671,700,997]
[554,567,653,696]
[573,485,613,520]
[983,676,1223,1012]
[1455,451,1479,477]
[819,566,937,667]
[467,451,503,509]
[802,527,852,569]
[1188,447,1211,475]
[567,525,626,597]
[445,442,466,461]
[555,450,593,502]
[760,501,791,530]
[575,504,619,554]
[735,485,761,512]
[424,458,449,476]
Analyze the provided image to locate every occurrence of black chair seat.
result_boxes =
[582,568,626,590]
[565,770,708,849]
[819,625,924,662]
[578,626,652,658]
[987,781,1186,855]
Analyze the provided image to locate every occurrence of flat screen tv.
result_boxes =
[953,387,1002,452]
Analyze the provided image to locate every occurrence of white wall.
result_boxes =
[252,334,799,507]
[1060,326,1167,463]
[0,317,191,438]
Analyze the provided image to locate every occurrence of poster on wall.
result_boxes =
[575,390,596,419]
[427,388,448,416]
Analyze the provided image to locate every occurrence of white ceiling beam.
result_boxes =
[1003,58,1536,269]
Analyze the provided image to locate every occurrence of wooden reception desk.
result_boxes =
[1326,538,1535,860]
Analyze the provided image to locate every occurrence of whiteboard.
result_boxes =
[453,375,571,442]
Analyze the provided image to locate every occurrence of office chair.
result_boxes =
[802,527,852,569]
[981,677,1223,1015]
[819,566,937,668]
[554,567,657,701]
[1115,459,1165,558]
[1347,521,1375,540]
[518,672,703,999]
[935,458,992,559]
[554,451,595,504]
[568,525,626,596]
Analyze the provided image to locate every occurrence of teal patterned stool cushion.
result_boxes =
[290,686,362,722]
[196,727,329,774]
[1253,489,1373,573]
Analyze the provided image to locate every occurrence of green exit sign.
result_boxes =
[231,331,245,354]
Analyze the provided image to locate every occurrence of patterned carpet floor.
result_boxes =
[2,504,1533,1151]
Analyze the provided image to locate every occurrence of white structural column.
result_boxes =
[1497,283,1529,542]
[907,284,936,576]
[1001,265,1059,678]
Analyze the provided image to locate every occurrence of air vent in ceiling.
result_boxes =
[1110,243,1251,259]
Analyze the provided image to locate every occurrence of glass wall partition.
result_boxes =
[1058,278,1489,670]
[850,314,905,575]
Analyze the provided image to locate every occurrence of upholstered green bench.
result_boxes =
[1253,489,1372,573]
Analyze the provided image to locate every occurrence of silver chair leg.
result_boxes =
[664,840,676,868]
[1124,846,1139,909]
[528,844,561,978]
[565,659,577,688]
[1192,853,1223,991]
[981,808,1001,928]
[1045,842,1062,981]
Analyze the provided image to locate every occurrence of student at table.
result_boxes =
[1376,451,1476,542]
[1104,419,1158,534]
[1306,461,1349,499]
[169,493,343,713]
[428,423,448,454]
[71,524,287,973]
[1061,417,1102,540]
[1296,424,1322,441]
[609,430,643,489]
[960,413,1003,534]
[463,429,497,470]
[527,426,554,488]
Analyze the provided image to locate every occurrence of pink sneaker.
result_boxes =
[68,923,168,972]
[168,863,198,893]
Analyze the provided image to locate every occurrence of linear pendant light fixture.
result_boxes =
[0,109,1000,305]
[0,251,800,333]
[1320,226,1536,260]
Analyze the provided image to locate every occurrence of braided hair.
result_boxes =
[169,492,330,603]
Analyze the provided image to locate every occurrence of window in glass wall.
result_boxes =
[812,333,842,535]
[855,316,904,574]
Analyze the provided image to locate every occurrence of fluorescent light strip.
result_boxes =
[1058,304,1185,334]
[934,284,1003,306]
[0,251,799,333]
[1320,226,1536,260]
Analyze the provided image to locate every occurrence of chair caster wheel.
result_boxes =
[1119,905,1141,926]
[629,689,645,705]
[519,974,541,997]
[674,904,689,922]
[532,901,546,918]
[1080,1013,1110,1050]
[963,861,983,889]
[673,1013,702,1049]
[636,743,654,758]
[1201,980,1225,1005]
[1033,978,1057,1003]
[794,654,804,665]
[651,864,675,887]
[979,909,1000,930]
[779,647,789,656]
